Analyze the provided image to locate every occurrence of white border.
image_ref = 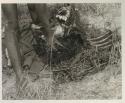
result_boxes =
[0,0,124,103]
[0,0,123,3]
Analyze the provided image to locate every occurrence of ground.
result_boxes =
[2,63,121,99]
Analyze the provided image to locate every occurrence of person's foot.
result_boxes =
[28,72,40,82]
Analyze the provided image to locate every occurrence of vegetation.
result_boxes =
[2,3,121,99]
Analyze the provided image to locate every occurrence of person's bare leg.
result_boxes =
[2,4,22,81]
[28,4,53,46]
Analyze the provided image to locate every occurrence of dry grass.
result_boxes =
[2,3,121,100]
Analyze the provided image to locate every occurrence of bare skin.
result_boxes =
[28,4,54,47]
[2,4,22,81]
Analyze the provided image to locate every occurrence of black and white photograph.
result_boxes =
[1,3,121,100]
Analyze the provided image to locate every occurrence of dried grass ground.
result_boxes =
[2,62,121,99]
[2,3,122,100]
